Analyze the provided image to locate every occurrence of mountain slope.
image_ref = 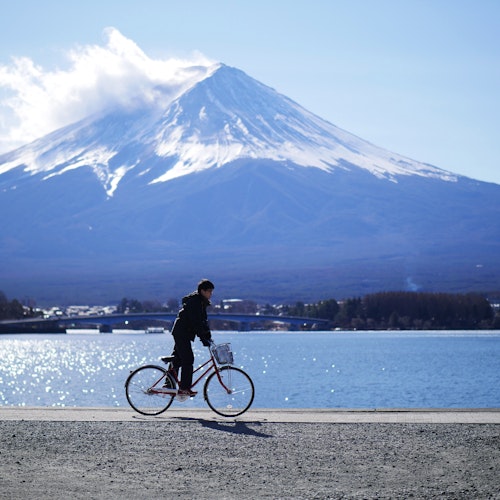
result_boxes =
[0,64,499,304]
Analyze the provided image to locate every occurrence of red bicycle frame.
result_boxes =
[163,352,231,394]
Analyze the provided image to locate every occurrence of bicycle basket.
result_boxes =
[213,343,234,365]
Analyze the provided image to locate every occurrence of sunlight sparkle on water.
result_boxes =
[0,336,153,407]
[0,331,499,408]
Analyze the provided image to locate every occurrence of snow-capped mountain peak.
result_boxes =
[148,64,457,184]
[0,63,457,198]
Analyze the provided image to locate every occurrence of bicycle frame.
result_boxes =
[153,351,232,395]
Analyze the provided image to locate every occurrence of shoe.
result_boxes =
[177,389,197,397]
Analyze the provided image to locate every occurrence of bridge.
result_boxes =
[0,312,330,333]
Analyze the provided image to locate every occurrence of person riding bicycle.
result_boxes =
[169,279,214,397]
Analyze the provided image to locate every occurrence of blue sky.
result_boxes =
[1,0,499,184]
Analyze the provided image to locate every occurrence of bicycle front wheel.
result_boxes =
[125,365,175,416]
[204,366,255,417]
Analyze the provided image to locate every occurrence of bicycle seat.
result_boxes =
[160,356,175,364]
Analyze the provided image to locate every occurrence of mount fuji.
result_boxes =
[1,63,499,304]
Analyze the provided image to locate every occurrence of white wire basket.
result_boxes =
[212,343,234,365]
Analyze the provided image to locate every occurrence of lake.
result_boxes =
[0,331,499,409]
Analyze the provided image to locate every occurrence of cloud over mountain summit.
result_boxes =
[0,28,214,154]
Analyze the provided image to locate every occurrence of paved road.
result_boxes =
[1,406,499,423]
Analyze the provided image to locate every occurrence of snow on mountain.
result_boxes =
[0,63,457,197]
[0,62,215,195]
[150,64,458,184]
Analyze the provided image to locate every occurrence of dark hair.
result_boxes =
[197,279,215,293]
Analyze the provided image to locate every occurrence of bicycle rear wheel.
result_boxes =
[204,366,255,417]
[125,365,176,415]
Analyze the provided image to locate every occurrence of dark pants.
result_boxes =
[171,335,194,390]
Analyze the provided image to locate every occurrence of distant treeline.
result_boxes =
[116,291,499,330]
[1,290,499,330]
[0,292,28,320]
[116,297,178,314]
[284,291,498,330]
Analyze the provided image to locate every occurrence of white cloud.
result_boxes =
[0,27,214,154]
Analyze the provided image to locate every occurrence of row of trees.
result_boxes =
[117,291,498,329]
[1,290,499,330]
[116,297,172,314]
[284,292,498,330]
[0,292,27,320]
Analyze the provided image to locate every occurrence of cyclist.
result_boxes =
[168,279,214,397]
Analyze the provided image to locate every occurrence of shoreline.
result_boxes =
[1,407,500,423]
[2,328,500,335]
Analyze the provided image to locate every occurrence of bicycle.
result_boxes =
[124,342,255,417]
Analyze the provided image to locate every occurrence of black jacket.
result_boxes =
[171,291,212,344]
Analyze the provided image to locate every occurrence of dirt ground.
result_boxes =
[0,420,499,499]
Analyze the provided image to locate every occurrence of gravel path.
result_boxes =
[1,420,499,499]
